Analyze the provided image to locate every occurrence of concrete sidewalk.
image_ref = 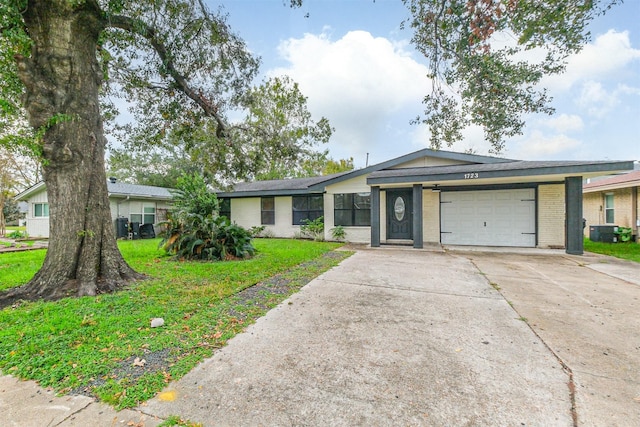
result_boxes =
[140,249,571,426]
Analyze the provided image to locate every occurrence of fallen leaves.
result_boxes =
[132,357,146,367]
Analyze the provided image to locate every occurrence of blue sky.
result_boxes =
[216,0,639,168]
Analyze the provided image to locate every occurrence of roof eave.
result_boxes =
[367,161,635,185]
[217,188,324,198]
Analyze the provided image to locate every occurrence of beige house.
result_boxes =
[16,179,173,238]
[583,170,640,242]
[219,148,634,255]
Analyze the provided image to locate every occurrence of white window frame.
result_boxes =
[33,202,49,218]
[130,202,157,225]
[604,193,614,224]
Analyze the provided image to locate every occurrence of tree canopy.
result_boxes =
[403,0,620,152]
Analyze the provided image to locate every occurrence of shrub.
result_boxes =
[7,230,27,239]
[300,216,324,241]
[160,173,255,261]
[331,226,346,241]
[160,213,255,261]
[248,225,266,237]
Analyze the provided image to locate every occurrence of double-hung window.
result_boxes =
[604,193,614,223]
[34,203,49,217]
[334,193,371,226]
[131,203,156,225]
[261,197,275,225]
[292,195,324,225]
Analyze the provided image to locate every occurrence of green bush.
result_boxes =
[331,225,346,241]
[160,172,255,261]
[160,213,255,261]
[300,216,324,241]
[7,230,27,239]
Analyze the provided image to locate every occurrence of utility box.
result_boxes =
[589,225,618,243]
[115,217,129,238]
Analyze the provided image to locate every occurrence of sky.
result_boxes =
[211,0,640,168]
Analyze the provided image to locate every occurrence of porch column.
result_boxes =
[371,186,380,247]
[413,184,423,248]
[565,176,584,255]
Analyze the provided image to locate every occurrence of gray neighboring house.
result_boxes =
[16,179,174,238]
[218,148,635,254]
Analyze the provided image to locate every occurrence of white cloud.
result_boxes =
[577,81,621,118]
[269,30,430,163]
[543,30,640,92]
[508,130,583,160]
[542,114,584,133]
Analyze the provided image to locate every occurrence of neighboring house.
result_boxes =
[583,170,640,242]
[16,178,173,238]
[218,148,634,254]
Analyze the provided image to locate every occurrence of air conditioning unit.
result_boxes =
[589,225,618,243]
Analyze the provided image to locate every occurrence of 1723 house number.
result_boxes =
[464,173,479,179]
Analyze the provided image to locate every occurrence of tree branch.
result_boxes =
[107,14,227,137]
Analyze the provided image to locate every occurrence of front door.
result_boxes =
[386,189,412,240]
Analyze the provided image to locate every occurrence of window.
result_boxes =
[261,197,275,225]
[34,203,49,217]
[131,203,156,225]
[292,195,324,225]
[604,193,614,223]
[334,193,371,226]
[219,198,231,219]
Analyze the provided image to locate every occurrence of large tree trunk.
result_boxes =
[1,0,143,307]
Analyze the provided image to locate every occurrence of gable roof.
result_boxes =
[218,148,511,197]
[108,182,173,200]
[583,169,640,193]
[15,181,174,201]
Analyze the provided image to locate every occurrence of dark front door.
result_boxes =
[386,189,412,240]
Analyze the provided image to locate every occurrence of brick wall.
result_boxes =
[538,184,565,248]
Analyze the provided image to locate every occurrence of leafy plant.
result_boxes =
[248,225,266,237]
[160,213,255,261]
[330,226,346,241]
[6,229,26,239]
[300,216,324,241]
[615,227,633,243]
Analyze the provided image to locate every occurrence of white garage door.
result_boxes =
[440,189,536,247]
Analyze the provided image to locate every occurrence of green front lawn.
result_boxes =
[0,238,350,409]
[584,238,640,263]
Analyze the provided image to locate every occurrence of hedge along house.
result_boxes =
[16,179,173,238]
[218,148,634,255]
[583,170,640,242]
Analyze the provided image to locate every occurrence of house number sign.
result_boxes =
[464,173,479,179]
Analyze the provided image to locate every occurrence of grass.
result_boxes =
[584,238,640,263]
[0,238,350,409]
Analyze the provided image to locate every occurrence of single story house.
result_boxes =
[218,148,635,254]
[16,178,173,238]
[583,170,640,242]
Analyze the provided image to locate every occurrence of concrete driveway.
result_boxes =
[141,247,573,426]
[458,249,640,427]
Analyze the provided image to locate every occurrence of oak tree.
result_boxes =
[403,0,620,152]
[0,0,264,305]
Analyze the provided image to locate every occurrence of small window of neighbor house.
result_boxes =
[261,197,275,225]
[34,203,49,217]
[604,193,614,223]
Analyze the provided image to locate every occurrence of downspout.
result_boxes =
[632,186,638,242]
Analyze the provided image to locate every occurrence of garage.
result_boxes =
[440,188,536,247]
